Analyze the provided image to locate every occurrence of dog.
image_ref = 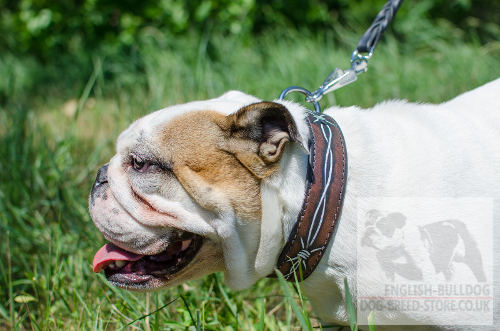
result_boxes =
[89,78,500,329]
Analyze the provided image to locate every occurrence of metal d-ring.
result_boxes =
[279,86,321,113]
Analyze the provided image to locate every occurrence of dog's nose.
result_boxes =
[95,163,109,186]
[90,163,109,207]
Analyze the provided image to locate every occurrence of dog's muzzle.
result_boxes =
[88,163,204,289]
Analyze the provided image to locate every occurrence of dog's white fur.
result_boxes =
[93,79,500,329]
[298,79,500,328]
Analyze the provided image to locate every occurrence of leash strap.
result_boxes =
[271,111,347,281]
[356,0,404,54]
[280,0,404,112]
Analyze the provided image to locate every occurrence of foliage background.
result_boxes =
[2,0,499,58]
[0,0,499,329]
[1,0,499,104]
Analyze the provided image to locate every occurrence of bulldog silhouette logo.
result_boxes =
[361,209,487,282]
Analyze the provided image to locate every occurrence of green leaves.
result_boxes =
[2,0,498,61]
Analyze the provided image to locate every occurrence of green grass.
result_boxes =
[0,25,499,330]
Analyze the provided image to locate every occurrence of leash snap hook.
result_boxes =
[307,66,359,105]
[350,49,370,74]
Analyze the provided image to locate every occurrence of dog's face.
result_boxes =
[89,92,303,290]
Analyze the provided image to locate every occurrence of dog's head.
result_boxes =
[361,210,407,250]
[89,91,309,290]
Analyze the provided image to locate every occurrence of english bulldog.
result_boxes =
[89,78,500,329]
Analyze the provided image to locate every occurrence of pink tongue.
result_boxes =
[92,243,144,273]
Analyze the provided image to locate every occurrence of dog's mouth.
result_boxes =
[92,234,203,289]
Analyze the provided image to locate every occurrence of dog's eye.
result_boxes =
[132,155,149,172]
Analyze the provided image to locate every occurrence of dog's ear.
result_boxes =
[220,102,303,179]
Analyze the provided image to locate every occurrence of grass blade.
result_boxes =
[368,310,376,331]
[275,269,313,331]
[124,297,178,329]
[216,276,238,322]
[344,277,357,331]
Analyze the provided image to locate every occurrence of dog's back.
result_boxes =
[326,78,500,198]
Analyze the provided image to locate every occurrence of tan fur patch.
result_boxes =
[157,110,263,221]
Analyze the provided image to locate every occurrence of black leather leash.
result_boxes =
[279,0,404,112]
[356,0,404,54]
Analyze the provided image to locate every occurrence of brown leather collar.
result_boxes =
[271,111,347,281]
